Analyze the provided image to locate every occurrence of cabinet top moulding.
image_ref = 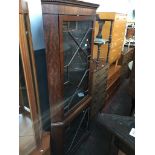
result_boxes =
[41,0,99,15]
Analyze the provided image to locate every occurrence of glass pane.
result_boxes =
[63,20,93,113]
[64,108,89,154]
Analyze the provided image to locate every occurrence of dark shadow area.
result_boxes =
[74,79,134,155]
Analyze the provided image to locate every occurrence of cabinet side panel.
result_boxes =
[42,14,63,122]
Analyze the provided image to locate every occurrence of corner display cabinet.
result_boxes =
[41,0,99,155]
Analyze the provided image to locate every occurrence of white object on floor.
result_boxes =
[129,128,135,137]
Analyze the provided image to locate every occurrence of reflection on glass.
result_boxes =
[63,21,93,113]
[64,108,89,154]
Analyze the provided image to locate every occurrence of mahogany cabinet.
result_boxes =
[41,0,99,154]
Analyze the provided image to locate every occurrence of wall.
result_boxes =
[26,0,50,131]
[27,0,45,50]
[81,0,135,20]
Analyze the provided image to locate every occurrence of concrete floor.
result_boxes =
[19,114,36,155]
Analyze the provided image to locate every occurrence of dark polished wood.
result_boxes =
[42,4,96,15]
[42,14,64,123]
[42,15,64,154]
[41,0,99,15]
[51,126,64,155]
[42,0,99,8]
[41,1,98,154]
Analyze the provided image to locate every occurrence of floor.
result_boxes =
[74,79,133,155]
[103,79,132,115]
[19,114,36,155]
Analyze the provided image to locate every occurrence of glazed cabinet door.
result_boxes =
[59,16,94,115]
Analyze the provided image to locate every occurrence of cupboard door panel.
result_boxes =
[59,16,94,114]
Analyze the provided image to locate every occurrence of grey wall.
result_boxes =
[27,0,45,50]
[82,0,135,20]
